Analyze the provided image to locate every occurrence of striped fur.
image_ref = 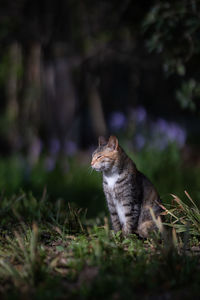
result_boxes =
[91,136,163,238]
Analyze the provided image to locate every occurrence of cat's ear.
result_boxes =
[98,136,107,147]
[108,136,119,150]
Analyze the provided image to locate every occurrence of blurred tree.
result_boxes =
[1,0,195,156]
[6,43,22,151]
[143,0,200,111]
[21,42,41,158]
[0,0,151,152]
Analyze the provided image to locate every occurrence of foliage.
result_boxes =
[0,145,198,298]
[0,144,199,215]
[0,156,104,217]
[164,191,200,236]
[127,144,200,204]
[0,191,200,299]
[143,0,200,110]
[0,148,198,299]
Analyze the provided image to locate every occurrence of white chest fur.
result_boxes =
[104,173,119,189]
[114,200,126,225]
[104,173,126,225]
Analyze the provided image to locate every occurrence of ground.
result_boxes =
[0,192,199,300]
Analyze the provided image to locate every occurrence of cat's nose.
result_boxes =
[91,160,95,166]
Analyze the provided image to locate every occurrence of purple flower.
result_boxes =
[166,123,186,147]
[176,128,186,147]
[64,140,77,156]
[109,111,126,130]
[135,106,147,123]
[29,137,43,163]
[44,156,56,172]
[135,134,146,150]
[151,135,169,151]
[49,138,60,155]
[151,119,186,149]
[130,106,147,124]
[156,118,169,132]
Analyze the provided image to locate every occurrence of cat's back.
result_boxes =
[138,171,161,206]
[136,171,163,237]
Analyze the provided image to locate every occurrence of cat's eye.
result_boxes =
[97,155,102,159]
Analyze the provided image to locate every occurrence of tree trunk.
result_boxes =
[87,76,107,138]
[21,42,42,163]
[6,42,22,151]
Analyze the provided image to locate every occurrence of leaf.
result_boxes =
[56,245,65,252]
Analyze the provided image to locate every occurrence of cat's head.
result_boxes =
[91,136,120,172]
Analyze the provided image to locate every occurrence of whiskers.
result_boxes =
[88,165,94,175]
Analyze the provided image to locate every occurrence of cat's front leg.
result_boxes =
[122,203,140,236]
[107,200,121,233]
[110,211,121,233]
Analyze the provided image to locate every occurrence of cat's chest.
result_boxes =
[103,173,127,225]
[104,173,119,190]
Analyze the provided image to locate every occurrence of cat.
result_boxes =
[91,135,163,238]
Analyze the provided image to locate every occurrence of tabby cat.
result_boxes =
[91,135,163,238]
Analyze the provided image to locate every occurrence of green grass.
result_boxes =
[163,191,200,236]
[0,144,200,216]
[0,156,105,217]
[0,146,199,298]
[0,192,199,299]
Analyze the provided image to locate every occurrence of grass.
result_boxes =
[0,192,200,299]
[163,191,200,236]
[0,144,200,216]
[0,146,199,299]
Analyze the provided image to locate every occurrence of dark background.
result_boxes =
[0,0,200,215]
